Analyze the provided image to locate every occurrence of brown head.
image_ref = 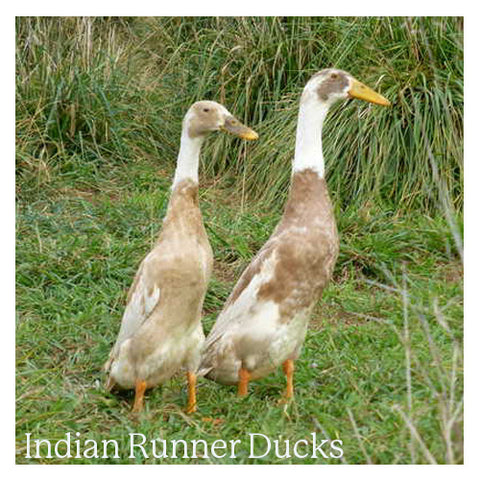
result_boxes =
[184,100,258,141]
[301,68,391,108]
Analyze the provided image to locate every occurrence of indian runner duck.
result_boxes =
[198,69,390,398]
[104,100,258,412]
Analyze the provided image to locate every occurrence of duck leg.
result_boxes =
[186,371,197,414]
[132,379,147,413]
[238,367,250,397]
[283,359,294,399]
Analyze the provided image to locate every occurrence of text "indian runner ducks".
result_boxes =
[104,101,258,413]
[199,70,390,398]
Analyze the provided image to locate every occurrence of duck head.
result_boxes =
[301,68,391,108]
[184,100,258,140]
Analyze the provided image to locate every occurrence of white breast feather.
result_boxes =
[201,241,313,380]
[206,250,279,346]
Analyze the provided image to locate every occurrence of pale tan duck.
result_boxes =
[104,101,258,412]
[199,69,390,398]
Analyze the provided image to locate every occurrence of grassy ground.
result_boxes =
[16,17,463,464]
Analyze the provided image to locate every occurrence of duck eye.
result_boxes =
[203,108,210,112]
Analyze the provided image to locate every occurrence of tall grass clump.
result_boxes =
[17,17,463,216]
[16,17,179,193]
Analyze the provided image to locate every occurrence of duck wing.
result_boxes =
[104,249,162,371]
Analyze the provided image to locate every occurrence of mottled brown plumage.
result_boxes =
[104,100,258,411]
[199,69,390,396]
[104,178,213,391]
[199,170,338,385]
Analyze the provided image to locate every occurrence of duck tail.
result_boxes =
[196,363,213,378]
[105,374,116,392]
[103,351,116,391]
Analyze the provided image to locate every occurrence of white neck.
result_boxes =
[293,99,330,177]
[172,129,204,187]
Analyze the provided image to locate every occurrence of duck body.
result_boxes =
[200,169,338,384]
[199,69,389,396]
[106,179,212,390]
[104,100,258,411]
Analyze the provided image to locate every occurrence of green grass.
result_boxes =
[16,160,463,464]
[16,16,463,212]
[16,17,463,464]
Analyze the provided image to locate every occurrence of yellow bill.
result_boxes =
[348,78,391,107]
[222,116,259,141]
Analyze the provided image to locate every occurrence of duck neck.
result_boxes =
[172,130,204,188]
[293,100,330,178]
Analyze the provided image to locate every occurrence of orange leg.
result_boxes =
[283,359,294,399]
[238,367,250,397]
[132,379,147,413]
[186,371,197,414]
